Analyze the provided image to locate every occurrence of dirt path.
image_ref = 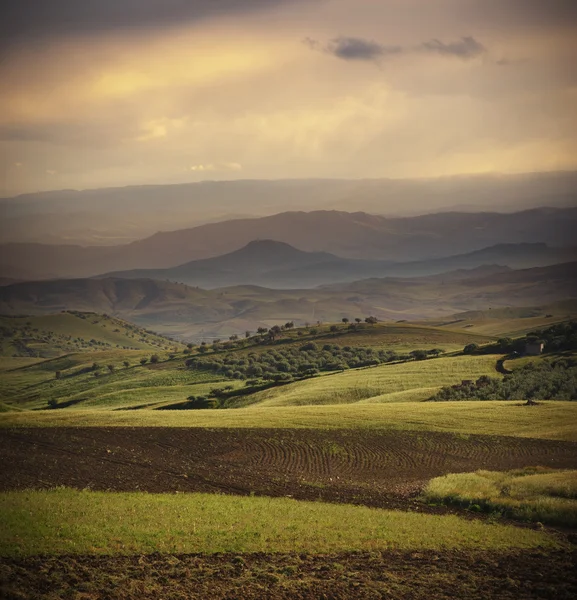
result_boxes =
[2,427,577,510]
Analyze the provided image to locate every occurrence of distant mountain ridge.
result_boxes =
[1,207,576,281]
[2,170,576,245]
[98,240,577,289]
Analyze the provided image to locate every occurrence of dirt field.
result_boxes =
[1,549,576,599]
[2,427,577,509]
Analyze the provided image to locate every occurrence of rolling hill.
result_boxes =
[1,207,577,280]
[0,261,575,340]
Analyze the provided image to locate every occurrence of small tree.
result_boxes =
[342,318,349,324]
[355,318,362,324]
[140,357,148,365]
[365,316,378,325]
[330,325,339,332]
[150,354,160,364]
[123,360,130,368]
[107,364,115,373]
[55,371,61,380]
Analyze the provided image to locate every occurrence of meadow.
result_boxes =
[0,488,559,558]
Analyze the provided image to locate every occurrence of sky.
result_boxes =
[1,0,576,196]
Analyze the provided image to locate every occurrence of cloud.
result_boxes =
[420,36,485,59]
[189,163,242,172]
[324,37,402,62]
[307,34,486,63]
[0,0,310,50]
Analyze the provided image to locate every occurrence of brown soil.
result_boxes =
[1,549,576,599]
[1,427,577,511]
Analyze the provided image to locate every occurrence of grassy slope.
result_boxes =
[0,352,234,411]
[0,489,558,558]
[0,313,182,358]
[424,468,577,527]
[2,401,576,441]
[241,355,500,407]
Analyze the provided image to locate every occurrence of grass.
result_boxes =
[0,488,560,557]
[1,401,576,441]
[423,468,577,527]
[243,355,501,407]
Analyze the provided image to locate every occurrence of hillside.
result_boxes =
[0,312,182,358]
[2,207,577,280]
[0,261,575,339]
[0,319,496,411]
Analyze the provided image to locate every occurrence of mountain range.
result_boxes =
[1,207,576,281]
[99,240,577,289]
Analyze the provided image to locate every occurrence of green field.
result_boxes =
[0,488,559,558]
[2,401,576,441]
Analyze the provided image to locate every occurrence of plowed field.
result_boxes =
[2,549,576,600]
[2,427,577,509]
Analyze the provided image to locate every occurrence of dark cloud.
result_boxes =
[324,37,402,61]
[420,36,485,59]
[307,34,486,63]
[0,0,307,50]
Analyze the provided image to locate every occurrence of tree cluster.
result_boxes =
[429,359,577,401]
[186,343,440,382]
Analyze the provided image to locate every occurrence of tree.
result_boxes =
[268,325,282,341]
[355,318,362,324]
[257,327,268,334]
[123,360,130,368]
[150,354,160,364]
[330,325,339,332]
[107,364,115,373]
[140,357,148,365]
[342,318,349,324]
[245,331,251,338]
[463,343,479,355]
[285,321,294,329]
[55,371,61,380]
[365,316,378,325]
